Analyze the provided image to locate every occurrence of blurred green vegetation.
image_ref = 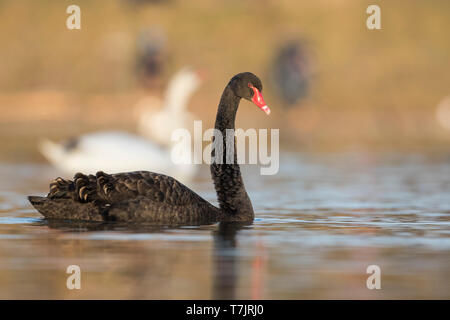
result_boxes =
[0,0,449,150]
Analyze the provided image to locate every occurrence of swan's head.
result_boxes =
[229,72,270,115]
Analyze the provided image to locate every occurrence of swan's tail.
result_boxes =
[28,174,106,221]
[28,196,53,218]
[28,195,104,221]
[38,139,65,165]
[28,176,75,219]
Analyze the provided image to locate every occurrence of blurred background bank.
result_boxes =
[0,0,449,162]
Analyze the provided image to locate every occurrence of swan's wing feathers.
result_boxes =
[96,171,139,203]
[73,170,199,207]
[46,170,195,206]
[122,171,197,205]
[48,177,75,199]
[74,173,99,202]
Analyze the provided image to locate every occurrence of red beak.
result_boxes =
[249,84,270,115]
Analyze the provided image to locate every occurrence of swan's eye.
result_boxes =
[248,83,255,95]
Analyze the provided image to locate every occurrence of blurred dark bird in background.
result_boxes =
[270,40,312,108]
[135,27,167,89]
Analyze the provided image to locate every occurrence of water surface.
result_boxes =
[0,151,449,299]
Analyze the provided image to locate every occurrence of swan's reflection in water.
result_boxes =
[36,219,253,299]
[212,222,248,299]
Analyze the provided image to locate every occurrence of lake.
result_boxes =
[0,150,449,299]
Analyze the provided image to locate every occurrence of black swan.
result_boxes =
[28,72,270,224]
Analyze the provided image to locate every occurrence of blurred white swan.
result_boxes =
[136,66,202,145]
[38,67,202,182]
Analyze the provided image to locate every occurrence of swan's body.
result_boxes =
[29,72,270,224]
[29,171,219,224]
[39,67,201,181]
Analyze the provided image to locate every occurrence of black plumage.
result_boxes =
[28,72,267,224]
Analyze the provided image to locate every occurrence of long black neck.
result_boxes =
[210,85,254,221]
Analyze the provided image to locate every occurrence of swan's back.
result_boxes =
[29,171,219,224]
